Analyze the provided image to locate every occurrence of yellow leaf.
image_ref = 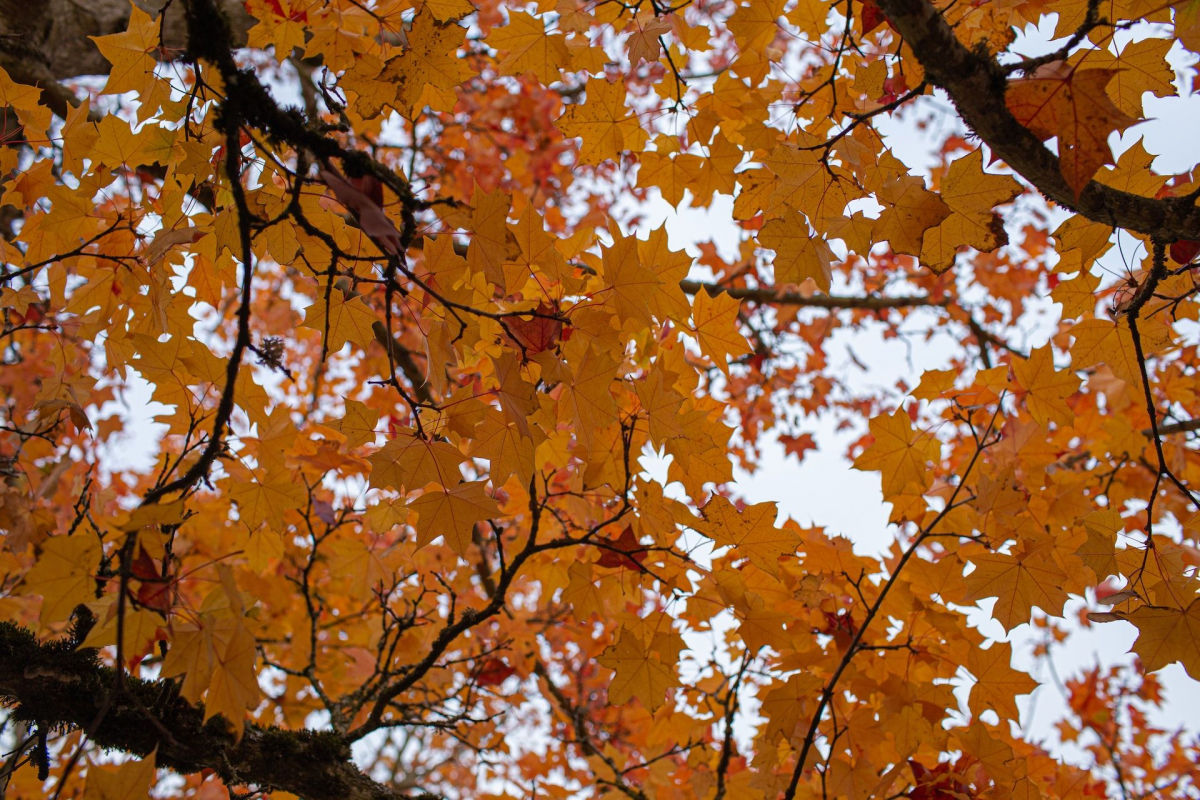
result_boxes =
[491,11,570,82]
[1128,599,1200,679]
[205,622,260,740]
[408,481,497,554]
[872,174,951,258]
[920,150,1021,274]
[379,10,469,115]
[697,495,799,577]
[600,234,657,325]
[963,540,1070,630]
[689,289,751,376]
[560,78,647,164]
[852,411,940,500]
[597,627,677,710]
[229,467,306,531]
[81,596,165,667]
[967,642,1037,720]
[369,432,465,493]
[1006,63,1137,196]
[85,754,156,800]
[23,535,101,625]
[333,399,380,449]
[1011,345,1079,427]
[1070,318,1141,386]
[302,288,379,352]
[760,217,835,290]
[90,5,160,96]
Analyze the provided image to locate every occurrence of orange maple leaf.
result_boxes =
[597,627,677,710]
[1006,61,1137,197]
[1127,599,1200,679]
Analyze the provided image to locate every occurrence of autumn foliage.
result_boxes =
[1,0,1199,798]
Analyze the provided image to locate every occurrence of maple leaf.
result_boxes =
[85,754,157,800]
[967,642,1037,719]
[369,432,465,493]
[963,541,1070,630]
[919,150,1021,274]
[760,672,823,741]
[689,290,751,375]
[1127,599,1200,679]
[204,622,260,739]
[474,657,517,687]
[317,165,403,255]
[697,495,799,577]
[378,10,470,115]
[626,15,671,65]
[760,217,836,290]
[301,288,379,353]
[228,465,306,531]
[1006,61,1138,197]
[872,174,951,258]
[505,303,564,356]
[559,78,648,164]
[852,410,940,500]
[600,234,658,324]
[160,580,260,740]
[491,11,571,82]
[597,627,677,710]
[595,525,648,570]
[779,432,816,460]
[408,481,497,554]
[1011,345,1079,428]
[22,535,101,624]
[89,5,160,96]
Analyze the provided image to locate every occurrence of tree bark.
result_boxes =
[0,0,251,118]
[0,621,418,800]
[0,0,251,81]
[876,0,1200,243]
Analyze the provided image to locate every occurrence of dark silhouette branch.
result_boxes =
[0,621,425,800]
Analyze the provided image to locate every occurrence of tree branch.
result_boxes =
[875,0,1200,242]
[0,0,253,82]
[0,621,424,800]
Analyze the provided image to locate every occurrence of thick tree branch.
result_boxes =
[0,621,421,800]
[876,0,1200,242]
[0,1,252,82]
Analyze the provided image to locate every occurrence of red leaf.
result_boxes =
[475,657,516,687]
[779,433,816,460]
[317,165,403,256]
[860,0,887,34]
[135,578,175,614]
[506,303,565,355]
[596,526,647,570]
[129,547,159,581]
[1170,239,1200,265]
[128,547,175,613]
[347,174,383,208]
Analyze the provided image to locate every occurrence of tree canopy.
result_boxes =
[1,0,1199,798]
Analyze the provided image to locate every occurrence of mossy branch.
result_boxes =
[0,621,424,800]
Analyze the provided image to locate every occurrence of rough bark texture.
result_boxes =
[0,621,414,800]
[0,0,251,116]
[876,0,1200,242]
[0,0,251,80]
